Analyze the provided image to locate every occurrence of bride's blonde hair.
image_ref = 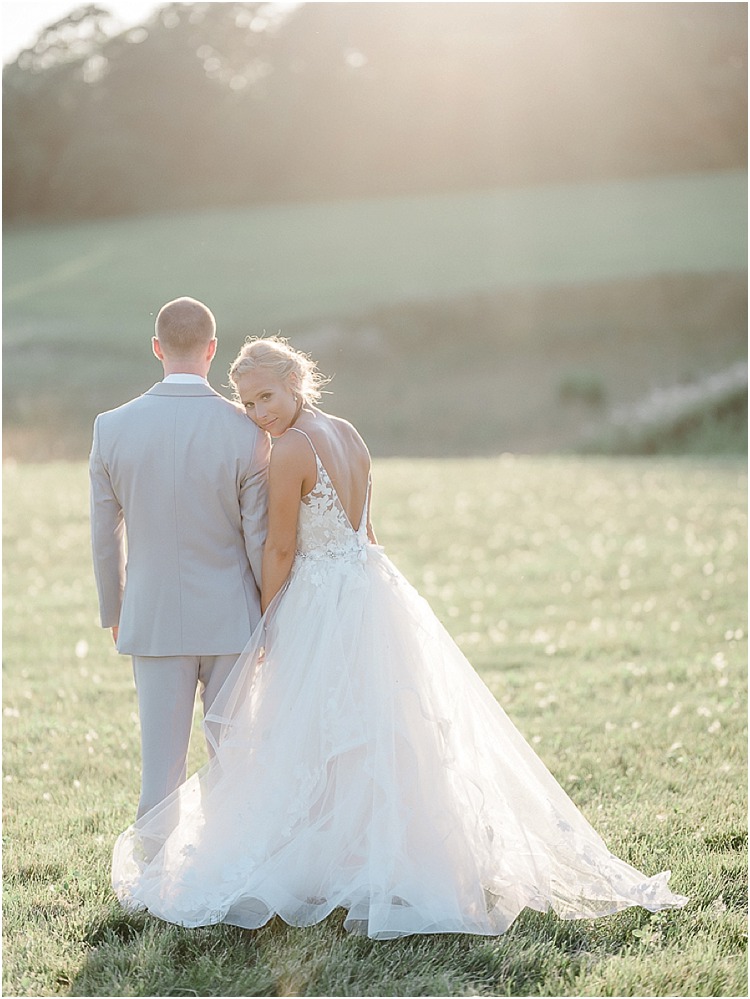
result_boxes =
[228,335,330,405]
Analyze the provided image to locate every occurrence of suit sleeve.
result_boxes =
[89,417,126,628]
[240,427,271,592]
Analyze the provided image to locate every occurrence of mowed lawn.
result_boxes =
[2,456,747,997]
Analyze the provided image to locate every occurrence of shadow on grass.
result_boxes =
[69,901,679,997]
[74,905,278,997]
[84,906,150,947]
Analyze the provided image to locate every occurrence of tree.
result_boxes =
[3,3,746,223]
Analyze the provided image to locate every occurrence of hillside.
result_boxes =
[3,171,746,459]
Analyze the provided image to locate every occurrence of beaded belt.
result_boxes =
[295,547,367,562]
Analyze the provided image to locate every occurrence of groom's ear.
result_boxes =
[207,338,217,361]
[152,337,165,361]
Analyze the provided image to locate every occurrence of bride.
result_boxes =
[112,336,688,939]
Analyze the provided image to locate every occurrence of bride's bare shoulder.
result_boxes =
[329,414,370,462]
[269,426,315,467]
[326,413,367,445]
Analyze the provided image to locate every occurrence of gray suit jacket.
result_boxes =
[89,381,271,656]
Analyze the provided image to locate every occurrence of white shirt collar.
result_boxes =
[162,373,210,385]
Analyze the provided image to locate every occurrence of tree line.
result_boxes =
[3,1,746,223]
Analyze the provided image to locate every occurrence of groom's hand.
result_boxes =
[111,626,119,645]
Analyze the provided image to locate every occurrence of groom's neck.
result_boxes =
[160,361,211,378]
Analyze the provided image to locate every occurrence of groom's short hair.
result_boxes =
[155,297,216,356]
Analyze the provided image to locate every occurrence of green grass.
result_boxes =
[3,456,747,996]
[4,171,745,341]
[3,171,746,459]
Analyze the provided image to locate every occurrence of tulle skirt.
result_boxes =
[112,545,688,938]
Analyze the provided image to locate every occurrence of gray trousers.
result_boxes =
[131,654,239,819]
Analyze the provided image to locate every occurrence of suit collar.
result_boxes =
[162,374,210,386]
[145,382,225,398]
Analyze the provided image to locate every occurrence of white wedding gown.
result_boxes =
[112,431,688,938]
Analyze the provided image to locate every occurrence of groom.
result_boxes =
[89,297,270,819]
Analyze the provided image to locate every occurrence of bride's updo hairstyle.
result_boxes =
[229,335,330,406]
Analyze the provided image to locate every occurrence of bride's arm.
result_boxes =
[260,435,306,613]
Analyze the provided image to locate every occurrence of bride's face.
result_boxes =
[235,368,299,436]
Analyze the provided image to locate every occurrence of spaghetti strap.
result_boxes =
[288,426,316,453]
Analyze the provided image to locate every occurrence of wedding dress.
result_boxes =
[112,430,688,938]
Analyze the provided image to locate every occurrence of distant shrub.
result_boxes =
[581,361,747,454]
[558,371,607,407]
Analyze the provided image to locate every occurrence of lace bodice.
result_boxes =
[291,429,370,562]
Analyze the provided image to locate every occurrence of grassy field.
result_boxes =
[4,170,745,340]
[3,170,746,459]
[3,456,747,997]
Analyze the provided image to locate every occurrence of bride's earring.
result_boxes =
[290,391,303,427]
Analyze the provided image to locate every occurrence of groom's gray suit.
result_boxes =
[90,378,270,816]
